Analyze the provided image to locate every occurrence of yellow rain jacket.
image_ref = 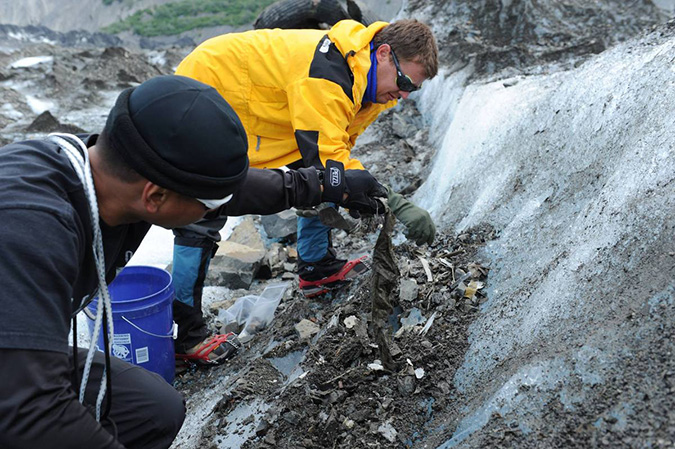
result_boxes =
[175,20,396,170]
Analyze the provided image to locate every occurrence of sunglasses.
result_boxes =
[390,48,422,93]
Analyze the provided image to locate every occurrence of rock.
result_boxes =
[377,421,398,443]
[262,243,289,278]
[295,319,320,340]
[117,68,141,83]
[101,46,129,59]
[431,291,444,306]
[262,432,276,446]
[343,418,355,429]
[0,69,13,81]
[287,247,298,260]
[437,381,451,396]
[389,342,403,358]
[397,375,415,395]
[241,415,254,426]
[282,410,301,425]
[283,262,296,272]
[352,408,371,423]
[205,217,266,289]
[399,278,419,302]
[206,241,265,289]
[327,390,347,404]
[261,209,297,239]
[25,110,84,134]
[228,217,265,250]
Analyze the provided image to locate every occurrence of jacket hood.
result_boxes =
[328,20,389,57]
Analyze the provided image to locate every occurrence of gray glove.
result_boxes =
[387,186,436,245]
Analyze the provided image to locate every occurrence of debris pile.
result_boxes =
[173,209,497,448]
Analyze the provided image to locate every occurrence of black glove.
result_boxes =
[320,160,387,216]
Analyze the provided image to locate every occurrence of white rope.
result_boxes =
[48,133,114,422]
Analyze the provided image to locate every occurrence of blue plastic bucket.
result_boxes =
[86,266,175,383]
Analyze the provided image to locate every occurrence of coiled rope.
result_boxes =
[48,133,114,422]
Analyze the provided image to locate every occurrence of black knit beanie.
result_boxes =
[104,75,249,199]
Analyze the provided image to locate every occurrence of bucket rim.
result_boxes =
[90,265,173,306]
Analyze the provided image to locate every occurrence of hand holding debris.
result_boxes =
[341,172,387,217]
[386,187,436,245]
[320,160,387,217]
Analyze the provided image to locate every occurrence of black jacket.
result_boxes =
[0,135,321,448]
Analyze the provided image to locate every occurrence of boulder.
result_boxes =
[205,217,266,289]
[261,209,297,239]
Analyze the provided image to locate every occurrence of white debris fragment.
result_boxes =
[377,421,398,443]
[343,418,355,429]
[417,255,433,282]
[420,312,438,336]
[368,360,384,371]
[343,315,359,329]
[438,258,454,269]
[294,319,320,340]
[415,368,425,379]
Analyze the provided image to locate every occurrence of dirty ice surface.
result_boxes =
[163,27,675,448]
[415,30,674,445]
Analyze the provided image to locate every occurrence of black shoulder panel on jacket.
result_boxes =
[309,35,354,103]
[294,130,323,168]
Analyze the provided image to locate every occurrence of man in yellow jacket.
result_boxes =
[172,19,438,362]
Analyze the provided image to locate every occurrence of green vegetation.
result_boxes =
[102,0,276,36]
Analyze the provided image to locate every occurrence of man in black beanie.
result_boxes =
[0,75,386,449]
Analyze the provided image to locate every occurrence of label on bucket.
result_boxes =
[136,347,150,364]
[112,333,133,363]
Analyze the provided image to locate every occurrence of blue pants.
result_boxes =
[171,217,225,352]
[296,215,330,263]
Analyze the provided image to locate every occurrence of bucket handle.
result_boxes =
[121,316,178,340]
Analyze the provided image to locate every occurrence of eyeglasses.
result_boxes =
[390,48,422,93]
